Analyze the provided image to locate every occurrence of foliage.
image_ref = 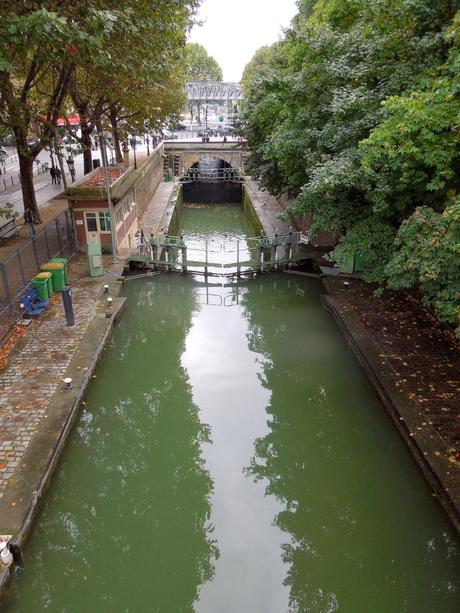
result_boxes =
[0,1,199,210]
[330,219,396,283]
[0,202,19,220]
[241,0,460,328]
[385,201,460,333]
[184,43,223,81]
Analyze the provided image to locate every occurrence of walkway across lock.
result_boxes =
[127,231,309,276]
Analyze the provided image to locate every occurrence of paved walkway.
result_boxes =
[138,181,178,235]
[0,256,124,537]
[0,286,96,497]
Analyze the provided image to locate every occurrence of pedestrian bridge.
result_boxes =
[163,141,246,177]
[126,231,309,277]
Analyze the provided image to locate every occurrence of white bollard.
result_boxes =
[1,546,13,566]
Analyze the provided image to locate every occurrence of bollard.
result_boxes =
[61,286,75,326]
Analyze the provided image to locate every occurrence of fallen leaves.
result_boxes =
[0,325,27,370]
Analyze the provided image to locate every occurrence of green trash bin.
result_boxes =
[49,257,69,284]
[36,271,54,297]
[41,262,65,292]
[32,273,51,301]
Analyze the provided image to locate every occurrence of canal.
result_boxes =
[4,203,460,612]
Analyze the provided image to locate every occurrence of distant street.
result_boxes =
[0,123,240,223]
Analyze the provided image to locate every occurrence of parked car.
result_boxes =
[0,147,7,158]
[174,123,187,131]
[27,137,40,147]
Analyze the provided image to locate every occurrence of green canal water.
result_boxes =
[5,204,460,612]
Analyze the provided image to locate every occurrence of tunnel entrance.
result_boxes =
[181,157,243,204]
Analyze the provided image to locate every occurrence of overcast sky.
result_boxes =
[188,0,299,82]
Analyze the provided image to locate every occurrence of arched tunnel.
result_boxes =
[180,156,243,204]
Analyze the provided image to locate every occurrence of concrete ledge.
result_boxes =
[321,293,460,534]
[0,293,126,603]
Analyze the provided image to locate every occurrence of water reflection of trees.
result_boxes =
[9,277,218,613]
[242,277,460,613]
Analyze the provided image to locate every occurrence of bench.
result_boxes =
[0,219,20,242]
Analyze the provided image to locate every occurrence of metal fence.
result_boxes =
[0,209,76,342]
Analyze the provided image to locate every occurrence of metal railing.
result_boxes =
[0,209,76,342]
[180,168,243,182]
[131,232,303,276]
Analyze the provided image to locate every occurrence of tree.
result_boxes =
[184,43,223,123]
[0,1,199,215]
[0,3,120,218]
[241,0,460,329]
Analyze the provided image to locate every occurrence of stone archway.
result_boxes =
[182,150,243,173]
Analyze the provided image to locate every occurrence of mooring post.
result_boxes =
[205,241,208,277]
[181,236,187,273]
[257,237,264,273]
[165,236,170,271]
[150,234,157,265]
[271,232,278,270]
[236,240,240,277]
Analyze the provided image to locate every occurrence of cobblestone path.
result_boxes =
[0,285,97,497]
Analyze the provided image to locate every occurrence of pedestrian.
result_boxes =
[50,166,56,185]
[24,207,38,239]
[55,167,62,185]
[223,135,227,143]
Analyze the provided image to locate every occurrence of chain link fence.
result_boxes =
[0,209,76,342]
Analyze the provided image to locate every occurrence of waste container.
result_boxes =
[32,272,53,300]
[32,275,49,301]
[93,159,100,170]
[49,257,69,284]
[41,262,66,292]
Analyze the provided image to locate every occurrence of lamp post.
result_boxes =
[98,127,117,264]
[205,79,208,136]
[130,136,137,170]
[146,134,150,156]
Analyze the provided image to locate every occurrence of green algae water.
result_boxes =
[5,203,460,612]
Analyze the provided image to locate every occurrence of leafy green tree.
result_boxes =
[185,43,222,81]
[185,43,223,123]
[0,3,120,218]
[0,1,198,214]
[241,0,460,328]
[386,202,460,332]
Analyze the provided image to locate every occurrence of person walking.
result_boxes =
[24,207,38,239]
[55,167,62,185]
[50,166,56,185]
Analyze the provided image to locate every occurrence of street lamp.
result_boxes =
[205,79,208,136]
[130,136,137,170]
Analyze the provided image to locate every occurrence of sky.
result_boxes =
[188,0,299,82]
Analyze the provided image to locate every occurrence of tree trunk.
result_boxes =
[81,122,93,175]
[18,154,40,222]
[56,145,68,191]
[14,131,41,223]
[109,106,124,163]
